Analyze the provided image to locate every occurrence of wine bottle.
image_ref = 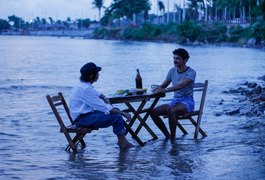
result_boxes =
[135,69,142,89]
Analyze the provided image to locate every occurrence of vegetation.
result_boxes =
[93,22,233,43]
[101,0,150,26]
[94,0,265,47]
[92,0,104,20]
[0,0,265,47]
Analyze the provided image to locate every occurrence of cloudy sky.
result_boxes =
[0,0,182,21]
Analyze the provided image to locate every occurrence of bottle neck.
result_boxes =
[137,69,140,75]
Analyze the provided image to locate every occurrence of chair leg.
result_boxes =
[66,133,87,151]
[76,133,86,148]
[176,121,188,135]
[189,117,207,139]
[64,132,78,153]
[79,138,86,148]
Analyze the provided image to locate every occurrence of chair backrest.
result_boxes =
[46,92,74,132]
[193,80,208,114]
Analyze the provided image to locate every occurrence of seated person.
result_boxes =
[151,48,196,141]
[69,62,133,148]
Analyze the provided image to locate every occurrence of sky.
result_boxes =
[0,0,182,21]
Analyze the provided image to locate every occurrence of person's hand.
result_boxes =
[122,112,131,122]
[100,94,111,104]
[154,87,166,94]
[104,97,111,104]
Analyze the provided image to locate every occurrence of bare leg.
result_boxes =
[117,134,134,149]
[151,104,170,139]
[167,103,187,142]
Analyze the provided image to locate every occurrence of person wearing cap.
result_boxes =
[69,62,133,149]
[150,48,196,142]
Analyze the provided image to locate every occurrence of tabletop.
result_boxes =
[109,92,165,104]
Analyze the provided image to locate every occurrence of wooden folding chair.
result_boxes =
[46,92,94,153]
[165,80,208,139]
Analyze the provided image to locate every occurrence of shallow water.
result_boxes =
[0,36,265,179]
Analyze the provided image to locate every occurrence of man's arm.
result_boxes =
[110,108,131,121]
[99,94,110,104]
[165,78,192,92]
[153,79,170,93]
[155,78,192,93]
[160,79,171,88]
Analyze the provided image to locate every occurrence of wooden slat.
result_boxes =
[54,102,63,106]
[50,95,61,102]
[194,83,205,88]
[60,125,93,133]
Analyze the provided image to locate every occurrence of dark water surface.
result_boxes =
[0,36,265,179]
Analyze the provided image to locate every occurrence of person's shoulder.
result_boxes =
[187,67,196,73]
[76,81,92,90]
[169,67,176,73]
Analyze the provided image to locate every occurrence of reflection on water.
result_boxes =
[0,36,265,179]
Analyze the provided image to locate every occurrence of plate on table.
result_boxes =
[115,88,147,96]
[136,88,147,95]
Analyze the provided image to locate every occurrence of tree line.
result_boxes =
[0,15,93,32]
[93,0,265,45]
[93,0,265,25]
[1,0,265,44]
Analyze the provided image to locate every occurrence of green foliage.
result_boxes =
[0,19,10,31]
[8,15,24,29]
[94,27,120,39]
[228,25,251,42]
[164,23,178,35]
[201,23,228,43]
[121,23,164,40]
[177,21,202,42]
[104,0,151,20]
[122,26,148,40]
[141,23,164,37]
[251,0,265,42]
[94,21,228,42]
[176,21,227,43]
[251,18,265,41]
[92,0,103,9]
[76,19,91,29]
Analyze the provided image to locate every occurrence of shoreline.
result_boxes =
[92,36,265,50]
[1,31,264,50]
[217,76,265,118]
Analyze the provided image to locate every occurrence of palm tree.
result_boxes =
[158,1,165,23]
[187,0,204,21]
[48,17,54,24]
[183,0,186,21]
[103,0,150,25]
[92,0,104,21]
[174,3,182,23]
[166,0,170,24]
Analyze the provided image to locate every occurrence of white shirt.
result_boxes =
[69,81,113,120]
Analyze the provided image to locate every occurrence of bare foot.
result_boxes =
[118,142,134,149]
[117,134,134,149]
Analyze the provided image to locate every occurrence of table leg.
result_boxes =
[124,121,144,146]
[126,98,159,140]
[124,101,147,135]
[134,97,160,139]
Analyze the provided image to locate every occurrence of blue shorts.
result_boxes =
[168,96,195,113]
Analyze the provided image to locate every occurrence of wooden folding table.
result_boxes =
[109,92,165,146]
